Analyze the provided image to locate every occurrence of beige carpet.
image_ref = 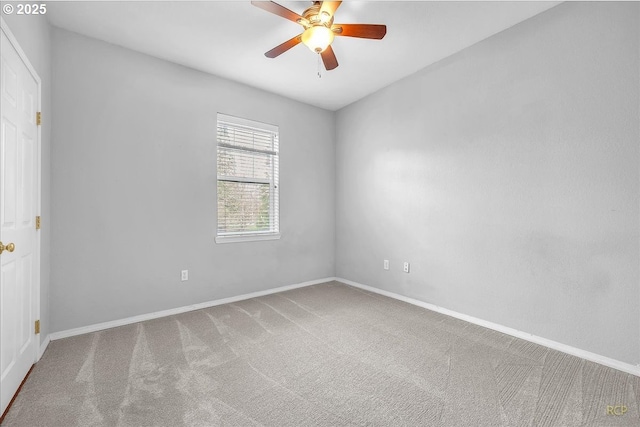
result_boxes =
[2,281,639,426]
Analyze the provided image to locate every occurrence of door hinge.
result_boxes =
[36,112,41,126]
[35,320,40,334]
[35,216,41,230]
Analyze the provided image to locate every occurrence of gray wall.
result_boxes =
[51,28,335,332]
[335,2,639,365]
[2,13,52,345]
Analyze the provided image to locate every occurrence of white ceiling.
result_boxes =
[46,1,560,111]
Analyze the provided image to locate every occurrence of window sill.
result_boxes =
[215,233,281,244]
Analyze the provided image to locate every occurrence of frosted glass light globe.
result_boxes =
[301,26,335,53]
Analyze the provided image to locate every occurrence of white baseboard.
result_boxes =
[38,334,50,361]
[337,277,640,378]
[50,277,337,341]
[47,275,639,378]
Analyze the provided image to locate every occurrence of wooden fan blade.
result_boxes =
[251,1,304,24]
[320,1,342,18]
[321,45,339,70]
[265,34,302,58]
[333,23,387,39]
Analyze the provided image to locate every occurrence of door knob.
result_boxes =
[0,241,15,254]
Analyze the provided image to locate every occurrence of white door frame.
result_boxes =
[0,16,42,364]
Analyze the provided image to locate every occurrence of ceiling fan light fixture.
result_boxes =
[301,26,335,53]
[252,1,387,70]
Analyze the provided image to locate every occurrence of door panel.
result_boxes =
[0,261,17,376]
[20,134,34,227]
[19,255,32,352]
[1,120,17,228]
[1,55,17,107]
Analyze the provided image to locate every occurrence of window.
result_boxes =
[216,113,279,243]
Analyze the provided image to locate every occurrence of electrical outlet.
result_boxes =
[403,262,410,273]
[181,270,188,281]
[383,260,389,270]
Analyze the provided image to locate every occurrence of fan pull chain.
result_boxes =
[317,54,322,79]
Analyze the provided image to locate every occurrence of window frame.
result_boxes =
[215,113,280,244]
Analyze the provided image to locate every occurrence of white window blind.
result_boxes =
[216,113,279,243]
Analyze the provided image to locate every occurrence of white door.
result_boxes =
[0,26,40,416]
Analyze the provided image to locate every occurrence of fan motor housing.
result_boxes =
[302,3,334,28]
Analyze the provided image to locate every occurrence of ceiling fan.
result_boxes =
[251,1,387,71]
